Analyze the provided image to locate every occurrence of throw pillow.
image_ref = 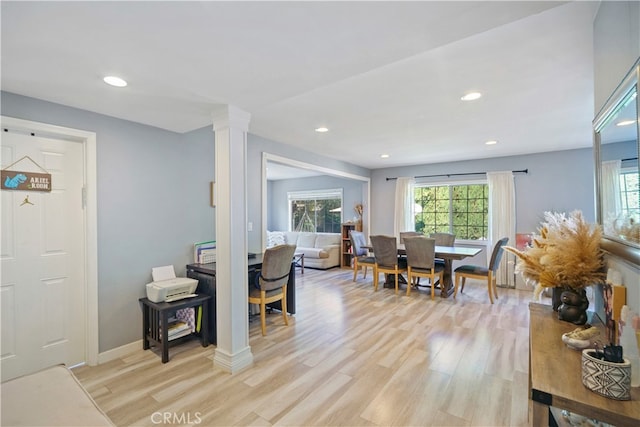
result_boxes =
[266,231,285,248]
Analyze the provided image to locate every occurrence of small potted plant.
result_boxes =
[504,210,606,324]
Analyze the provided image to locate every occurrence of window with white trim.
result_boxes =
[414,181,489,241]
[288,189,342,233]
[619,167,640,218]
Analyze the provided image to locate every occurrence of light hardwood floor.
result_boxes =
[74,267,542,427]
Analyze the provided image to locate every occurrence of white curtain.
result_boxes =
[394,177,415,237]
[601,160,622,226]
[487,171,515,287]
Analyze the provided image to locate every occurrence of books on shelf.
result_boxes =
[163,320,192,341]
[168,320,189,334]
[168,328,192,341]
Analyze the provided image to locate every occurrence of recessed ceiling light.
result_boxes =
[616,119,636,126]
[103,76,127,87]
[485,140,498,145]
[380,154,390,158]
[315,127,329,133]
[461,92,482,101]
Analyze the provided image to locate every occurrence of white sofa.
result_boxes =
[267,231,341,269]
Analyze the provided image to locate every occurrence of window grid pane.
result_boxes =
[620,171,640,218]
[289,197,342,233]
[415,183,488,240]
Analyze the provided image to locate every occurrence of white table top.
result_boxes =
[363,244,483,260]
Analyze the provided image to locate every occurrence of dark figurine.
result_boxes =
[558,289,589,325]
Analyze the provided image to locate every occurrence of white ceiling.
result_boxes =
[1,1,598,171]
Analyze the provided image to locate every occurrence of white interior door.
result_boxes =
[1,131,86,381]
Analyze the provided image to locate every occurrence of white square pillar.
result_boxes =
[211,105,253,373]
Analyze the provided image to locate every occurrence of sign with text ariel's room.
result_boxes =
[1,170,52,192]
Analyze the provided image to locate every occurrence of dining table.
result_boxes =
[363,243,483,298]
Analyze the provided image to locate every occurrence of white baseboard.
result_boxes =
[213,346,253,373]
[97,340,141,364]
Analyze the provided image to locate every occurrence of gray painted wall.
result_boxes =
[1,91,216,352]
[369,148,596,238]
[366,148,596,273]
[601,140,637,162]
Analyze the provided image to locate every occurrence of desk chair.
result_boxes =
[370,235,407,294]
[403,236,444,299]
[454,237,508,304]
[350,230,376,283]
[248,244,296,335]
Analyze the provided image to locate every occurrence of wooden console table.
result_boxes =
[529,303,639,426]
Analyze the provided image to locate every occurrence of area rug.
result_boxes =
[1,365,113,426]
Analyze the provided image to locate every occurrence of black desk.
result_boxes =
[139,294,210,363]
[186,254,296,344]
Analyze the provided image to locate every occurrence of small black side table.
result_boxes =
[139,294,210,363]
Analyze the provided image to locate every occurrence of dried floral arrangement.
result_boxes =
[354,203,363,217]
[504,210,606,299]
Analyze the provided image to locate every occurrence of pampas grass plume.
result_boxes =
[505,210,605,293]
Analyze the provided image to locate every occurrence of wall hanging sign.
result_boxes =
[1,156,52,192]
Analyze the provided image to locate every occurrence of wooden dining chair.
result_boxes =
[429,232,455,246]
[453,237,509,304]
[403,236,445,299]
[429,232,456,266]
[349,230,376,282]
[399,231,422,243]
[248,244,296,335]
[370,235,407,294]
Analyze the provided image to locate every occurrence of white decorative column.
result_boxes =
[211,105,253,373]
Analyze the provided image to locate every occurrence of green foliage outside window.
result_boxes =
[290,198,341,233]
[414,183,488,240]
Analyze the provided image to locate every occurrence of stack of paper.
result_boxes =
[166,320,191,341]
[194,240,216,264]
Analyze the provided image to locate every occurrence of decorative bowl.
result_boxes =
[561,333,594,350]
[561,324,600,350]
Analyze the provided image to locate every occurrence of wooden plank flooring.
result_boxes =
[74,267,541,427]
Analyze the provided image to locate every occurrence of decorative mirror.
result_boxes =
[594,58,640,265]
